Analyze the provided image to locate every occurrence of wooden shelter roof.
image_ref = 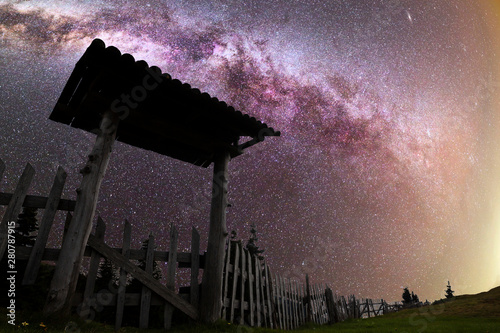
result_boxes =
[49,39,280,167]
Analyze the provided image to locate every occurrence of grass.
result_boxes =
[2,286,499,332]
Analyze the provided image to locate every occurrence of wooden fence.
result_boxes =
[0,160,200,329]
[0,159,402,330]
[220,240,400,330]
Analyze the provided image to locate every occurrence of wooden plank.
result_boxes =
[164,224,178,330]
[274,274,282,329]
[229,241,240,323]
[221,239,232,320]
[282,277,289,330]
[0,193,76,211]
[190,226,200,308]
[0,163,35,259]
[200,150,230,323]
[246,249,254,327]
[115,220,131,330]
[253,257,261,327]
[239,245,246,325]
[139,233,155,329]
[80,217,106,320]
[292,281,298,328]
[305,274,312,323]
[45,111,118,316]
[23,166,67,285]
[264,264,274,329]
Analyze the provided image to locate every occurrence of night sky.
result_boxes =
[1,0,500,302]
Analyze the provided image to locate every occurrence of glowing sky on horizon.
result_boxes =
[1,0,500,302]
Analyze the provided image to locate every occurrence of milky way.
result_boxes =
[1,0,500,302]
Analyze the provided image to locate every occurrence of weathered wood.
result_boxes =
[325,286,335,324]
[275,274,282,329]
[0,193,76,211]
[115,220,131,330]
[62,212,72,245]
[0,163,35,259]
[292,281,298,328]
[23,166,67,285]
[282,276,288,330]
[45,111,118,316]
[190,226,200,308]
[221,239,232,320]
[305,274,312,323]
[200,150,230,323]
[253,257,261,327]
[229,241,240,323]
[239,245,246,325]
[247,249,254,327]
[80,217,106,320]
[264,263,274,329]
[139,233,155,329]
[0,159,5,184]
[164,224,178,330]
[85,233,198,320]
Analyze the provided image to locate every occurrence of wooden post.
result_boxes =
[139,233,155,329]
[190,227,200,309]
[44,110,118,316]
[229,242,240,323]
[305,274,312,323]
[23,166,67,285]
[200,150,230,323]
[0,163,35,259]
[115,220,131,330]
[80,217,106,320]
[164,224,179,329]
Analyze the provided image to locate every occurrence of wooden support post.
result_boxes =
[164,224,179,329]
[0,163,35,259]
[44,111,118,316]
[200,150,230,323]
[115,220,131,330]
[23,166,67,285]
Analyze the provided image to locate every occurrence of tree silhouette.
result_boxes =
[445,281,454,299]
[245,223,264,260]
[95,258,117,291]
[411,291,420,303]
[402,287,412,304]
[15,207,38,247]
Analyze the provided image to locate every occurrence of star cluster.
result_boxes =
[1,0,500,302]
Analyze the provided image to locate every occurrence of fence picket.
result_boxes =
[139,233,155,329]
[229,242,240,323]
[164,224,178,329]
[0,163,35,258]
[115,220,131,330]
[240,245,246,325]
[23,166,67,285]
[81,217,106,320]
[190,227,200,308]
[247,249,254,326]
